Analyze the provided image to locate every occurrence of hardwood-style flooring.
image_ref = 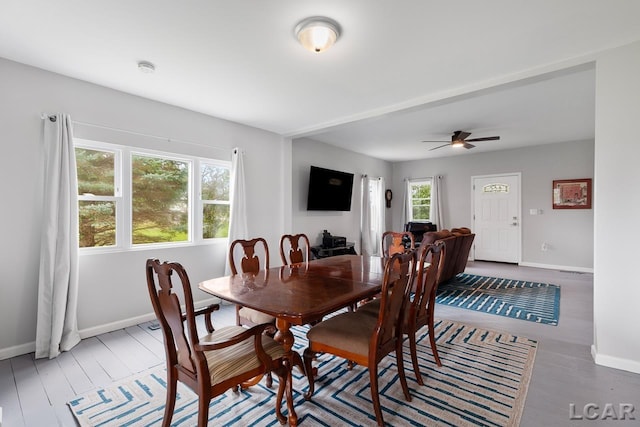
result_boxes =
[1,261,639,426]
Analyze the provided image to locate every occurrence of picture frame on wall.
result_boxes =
[552,178,592,209]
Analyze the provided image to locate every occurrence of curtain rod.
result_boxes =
[361,174,382,179]
[40,113,230,153]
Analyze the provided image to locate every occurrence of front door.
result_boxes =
[472,173,521,263]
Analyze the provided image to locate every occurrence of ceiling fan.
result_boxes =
[421,130,500,151]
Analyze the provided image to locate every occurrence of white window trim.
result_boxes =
[75,138,230,254]
[407,177,433,222]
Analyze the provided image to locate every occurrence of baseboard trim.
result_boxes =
[0,342,36,360]
[78,312,158,340]
[0,297,221,360]
[592,344,640,374]
[79,296,221,339]
[519,261,593,273]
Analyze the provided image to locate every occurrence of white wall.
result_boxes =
[593,41,640,373]
[291,138,392,252]
[0,58,287,358]
[391,140,595,270]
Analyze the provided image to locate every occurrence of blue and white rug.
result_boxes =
[436,274,561,325]
[68,320,537,426]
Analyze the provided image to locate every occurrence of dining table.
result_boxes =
[198,254,389,426]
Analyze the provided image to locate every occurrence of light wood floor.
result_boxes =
[1,261,639,426]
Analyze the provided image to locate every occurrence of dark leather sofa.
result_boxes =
[421,227,475,284]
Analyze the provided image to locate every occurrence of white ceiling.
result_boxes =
[2,1,640,161]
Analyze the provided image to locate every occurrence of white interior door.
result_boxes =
[472,174,521,263]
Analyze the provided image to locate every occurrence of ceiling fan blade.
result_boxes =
[453,130,471,141]
[463,142,475,149]
[421,140,448,143]
[467,136,500,142]
[428,144,450,151]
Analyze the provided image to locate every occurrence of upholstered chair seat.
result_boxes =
[306,312,379,356]
[198,325,286,386]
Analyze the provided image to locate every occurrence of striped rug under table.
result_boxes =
[436,274,560,325]
[68,320,537,426]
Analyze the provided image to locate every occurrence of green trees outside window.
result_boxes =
[75,141,230,249]
[410,181,432,221]
[76,147,116,248]
[132,155,189,244]
[201,164,230,239]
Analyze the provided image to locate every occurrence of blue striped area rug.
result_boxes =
[436,274,560,325]
[68,320,536,427]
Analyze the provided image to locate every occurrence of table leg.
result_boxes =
[275,318,298,426]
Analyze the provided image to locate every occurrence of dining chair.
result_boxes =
[381,230,415,257]
[229,237,277,387]
[279,233,312,265]
[303,250,417,427]
[357,241,446,384]
[229,238,276,328]
[145,259,291,427]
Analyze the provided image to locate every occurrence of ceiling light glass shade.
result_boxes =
[451,140,465,148]
[295,17,341,53]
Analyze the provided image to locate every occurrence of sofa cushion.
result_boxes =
[422,228,475,284]
[421,229,453,245]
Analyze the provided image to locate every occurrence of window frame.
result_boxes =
[407,178,433,222]
[199,159,232,241]
[75,140,124,251]
[75,138,231,254]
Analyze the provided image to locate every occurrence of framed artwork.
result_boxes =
[552,178,592,209]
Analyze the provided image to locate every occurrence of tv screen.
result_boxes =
[306,166,354,211]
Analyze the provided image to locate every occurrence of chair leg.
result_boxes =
[368,364,385,427]
[396,340,412,402]
[265,371,273,388]
[303,348,316,400]
[427,306,442,367]
[273,365,288,425]
[197,394,210,427]
[162,369,177,427]
[408,330,425,386]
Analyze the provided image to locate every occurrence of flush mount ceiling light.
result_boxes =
[295,16,341,53]
[137,61,155,73]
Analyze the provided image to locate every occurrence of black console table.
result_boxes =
[311,242,356,259]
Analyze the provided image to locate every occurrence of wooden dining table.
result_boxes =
[198,254,389,426]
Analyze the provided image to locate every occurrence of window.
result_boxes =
[408,179,432,221]
[200,162,230,239]
[131,153,190,244]
[75,139,230,250]
[76,146,120,248]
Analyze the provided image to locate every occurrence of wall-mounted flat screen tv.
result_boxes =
[306,166,354,211]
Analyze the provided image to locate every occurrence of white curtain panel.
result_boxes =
[431,175,444,230]
[360,176,373,256]
[360,176,385,256]
[400,178,409,230]
[36,114,81,359]
[373,177,385,255]
[226,147,248,275]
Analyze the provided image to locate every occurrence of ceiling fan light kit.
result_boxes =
[422,130,500,151]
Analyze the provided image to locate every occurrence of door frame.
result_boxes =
[470,172,522,264]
